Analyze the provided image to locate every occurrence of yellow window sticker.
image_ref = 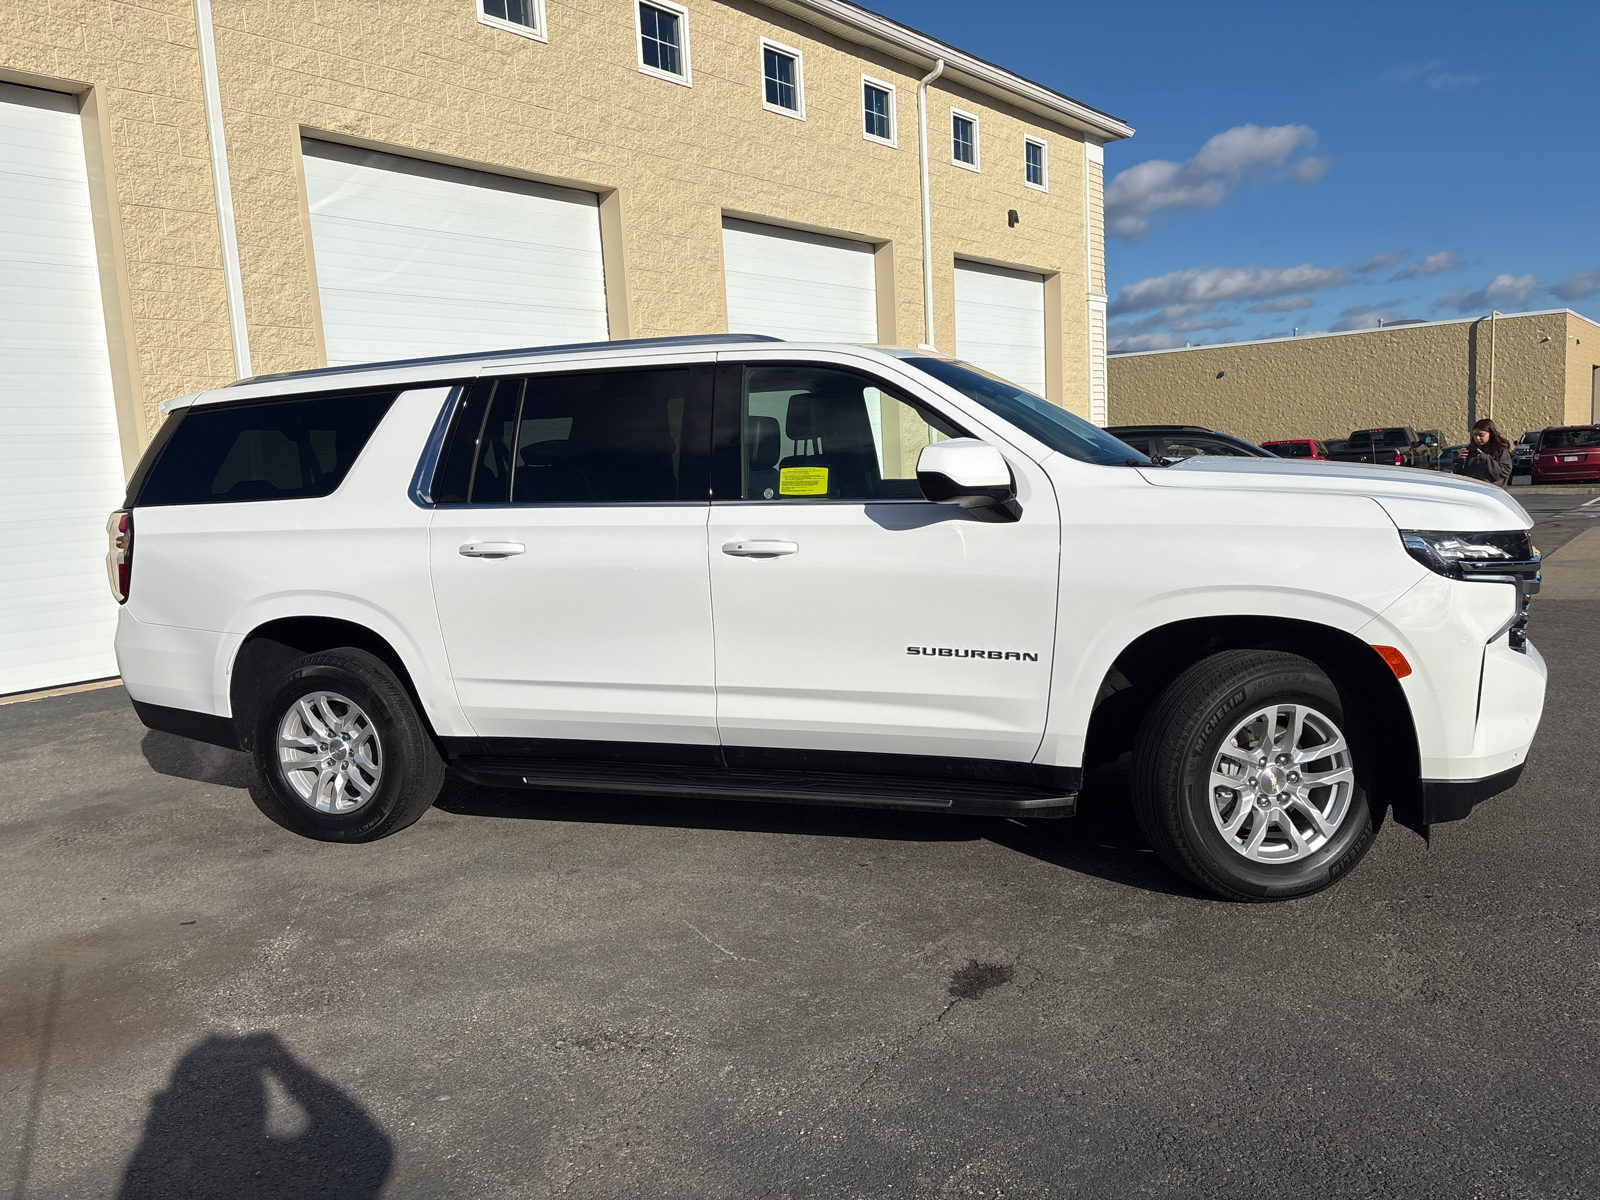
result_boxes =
[778,466,829,496]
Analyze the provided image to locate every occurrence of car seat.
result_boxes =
[777,390,878,498]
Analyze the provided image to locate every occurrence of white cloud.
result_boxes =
[1330,301,1415,332]
[1392,250,1464,281]
[1384,61,1483,91]
[1107,331,1189,353]
[1550,270,1600,302]
[1109,262,1352,317]
[1104,124,1327,242]
[1247,295,1315,313]
[1432,274,1540,313]
[1170,316,1243,333]
[1353,250,1409,275]
[1290,155,1334,184]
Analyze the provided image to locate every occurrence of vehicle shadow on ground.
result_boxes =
[435,756,1208,901]
[136,726,1203,899]
[141,729,256,790]
[117,1031,393,1199]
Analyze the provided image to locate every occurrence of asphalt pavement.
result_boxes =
[2,495,1598,1199]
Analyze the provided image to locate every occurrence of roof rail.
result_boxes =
[232,333,784,387]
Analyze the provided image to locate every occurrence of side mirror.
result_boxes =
[916,438,1021,522]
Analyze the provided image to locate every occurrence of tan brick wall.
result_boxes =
[1566,312,1600,425]
[1107,312,1580,447]
[3,0,1111,459]
[1,0,233,438]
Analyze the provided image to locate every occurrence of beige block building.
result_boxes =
[0,0,1130,694]
[2,0,1132,455]
[1107,309,1600,446]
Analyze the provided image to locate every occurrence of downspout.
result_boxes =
[1488,309,1500,420]
[916,58,945,350]
[194,0,251,378]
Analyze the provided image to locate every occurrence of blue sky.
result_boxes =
[874,0,1600,350]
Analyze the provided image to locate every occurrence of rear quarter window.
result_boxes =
[132,391,397,507]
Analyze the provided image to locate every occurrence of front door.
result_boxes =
[707,360,1060,763]
[429,364,717,746]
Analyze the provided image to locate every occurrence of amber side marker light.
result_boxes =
[1372,645,1412,678]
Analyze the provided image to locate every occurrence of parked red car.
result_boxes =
[1261,439,1334,460]
[1531,426,1600,484]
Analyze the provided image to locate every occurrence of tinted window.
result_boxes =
[1160,436,1256,460]
[740,366,963,501]
[436,369,693,504]
[1541,428,1600,449]
[134,391,396,506]
[909,358,1147,466]
[1267,442,1310,458]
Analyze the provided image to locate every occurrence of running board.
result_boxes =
[451,757,1077,818]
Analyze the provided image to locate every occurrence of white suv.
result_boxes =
[110,336,1546,901]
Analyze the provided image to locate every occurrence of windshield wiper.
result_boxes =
[1126,456,1170,468]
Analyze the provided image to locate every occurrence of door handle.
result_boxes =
[458,541,525,558]
[721,540,799,558]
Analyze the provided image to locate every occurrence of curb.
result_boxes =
[0,677,123,707]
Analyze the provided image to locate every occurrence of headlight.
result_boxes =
[1400,529,1537,580]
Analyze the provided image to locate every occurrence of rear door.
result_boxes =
[705,355,1060,763]
[428,361,717,745]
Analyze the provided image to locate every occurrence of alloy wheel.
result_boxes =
[1207,703,1354,864]
[276,690,384,814]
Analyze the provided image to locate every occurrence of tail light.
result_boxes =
[106,510,133,603]
[1393,450,1403,466]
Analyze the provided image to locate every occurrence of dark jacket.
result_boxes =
[1456,444,1513,487]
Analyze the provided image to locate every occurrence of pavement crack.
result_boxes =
[682,919,753,962]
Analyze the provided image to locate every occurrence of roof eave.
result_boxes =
[768,0,1134,142]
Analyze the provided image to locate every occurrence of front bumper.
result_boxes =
[1419,763,1524,825]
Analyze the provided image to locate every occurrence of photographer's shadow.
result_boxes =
[118,1031,392,1199]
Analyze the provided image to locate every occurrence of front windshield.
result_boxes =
[906,358,1148,466]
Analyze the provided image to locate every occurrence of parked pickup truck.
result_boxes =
[1329,427,1440,468]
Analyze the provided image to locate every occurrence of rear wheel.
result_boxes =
[1131,650,1375,901]
[252,648,445,842]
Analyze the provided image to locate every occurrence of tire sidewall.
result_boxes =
[254,658,415,842]
[1176,663,1372,900]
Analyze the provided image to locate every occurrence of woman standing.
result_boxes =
[1455,418,1514,487]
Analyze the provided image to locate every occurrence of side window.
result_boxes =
[134,391,397,506]
[435,369,694,504]
[1160,436,1253,459]
[739,366,963,501]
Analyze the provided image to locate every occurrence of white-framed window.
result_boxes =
[1024,135,1048,191]
[477,0,546,42]
[636,0,690,85]
[761,38,804,119]
[862,75,896,147]
[951,107,979,171]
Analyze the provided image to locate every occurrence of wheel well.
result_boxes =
[1083,616,1420,825]
[230,617,435,752]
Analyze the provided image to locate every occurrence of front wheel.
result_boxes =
[252,647,446,842]
[1130,650,1375,901]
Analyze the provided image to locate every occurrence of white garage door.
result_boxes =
[302,141,609,367]
[0,84,124,696]
[954,260,1047,398]
[722,218,877,342]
